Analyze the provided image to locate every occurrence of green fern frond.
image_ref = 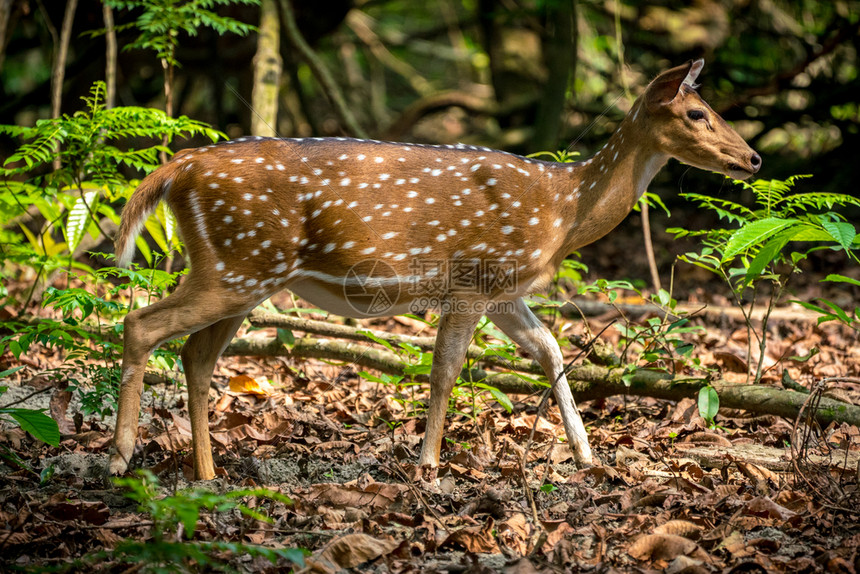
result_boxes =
[679,193,754,225]
[776,192,860,215]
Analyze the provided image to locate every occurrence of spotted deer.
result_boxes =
[110,60,760,480]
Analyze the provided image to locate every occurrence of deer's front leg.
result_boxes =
[488,298,593,466]
[417,311,483,467]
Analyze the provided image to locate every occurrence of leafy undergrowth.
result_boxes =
[2,306,860,573]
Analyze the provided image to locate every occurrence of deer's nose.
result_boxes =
[750,152,762,172]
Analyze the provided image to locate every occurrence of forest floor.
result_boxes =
[1,218,859,573]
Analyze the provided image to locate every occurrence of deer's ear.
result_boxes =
[645,59,703,106]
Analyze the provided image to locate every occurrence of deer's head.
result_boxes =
[641,59,761,180]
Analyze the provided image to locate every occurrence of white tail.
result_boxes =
[110,60,760,480]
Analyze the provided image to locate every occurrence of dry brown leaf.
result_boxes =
[503,557,542,574]
[68,430,112,449]
[94,527,124,548]
[169,413,194,436]
[717,530,750,558]
[653,520,703,540]
[541,520,576,551]
[497,513,530,555]
[442,518,497,553]
[508,413,557,436]
[736,461,778,483]
[152,428,192,452]
[1,531,31,546]
[713,351,748,373]
[743,496,797,521]
[683,432,732,447]
[297,482,408,513]
[664,555,708,574]
[307,533,400,573]
[214,393,234,412]
[45,499,110,525]
[713,484,741,499]
[49,389,75,435]
[616,445,649,469]
[315,440,359,454]
[229,374,274,396]
[627,533,704,562]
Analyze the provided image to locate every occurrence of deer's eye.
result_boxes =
[687,109,705,121]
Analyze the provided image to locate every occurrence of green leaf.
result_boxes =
[0,366,25,379]
[40,464,55,484]
[823,274,860,288]
[820,220,856,250]
[403,355,433,376]
[654,289,672,307]
[788,227,835,242]
[813,298,852,324]
[475,383,513,413]
[66,189,99,253]
[743,226,801,284]
[697,386,719,423]
[357,330,398,353]
[675,343,695,357]
[276,328,294,345]
[621,366,637,387]
[177,504,201,539]
[5,409,61,446]
[722,218,798,261]
[788,347,819,362]
[144,214,169,253]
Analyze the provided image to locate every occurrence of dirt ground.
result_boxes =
[1,217,859,573]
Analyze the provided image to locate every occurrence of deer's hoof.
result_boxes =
[107,454,130,476]
[574,452,597,470]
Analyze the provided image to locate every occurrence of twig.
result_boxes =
[0,385,51,409]
[346,10,432,97]
[385,462,444,524]
[278,0,368,138]
[640,199,662,292]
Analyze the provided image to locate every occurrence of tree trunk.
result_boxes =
[251,0,282,137]
[160,56,174,164]
[103,3,117,109]
[530,0,577,152]
[51,0,78,170]
[51,0,77,119]
[0,0,13,72]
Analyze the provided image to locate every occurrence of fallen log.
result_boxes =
[223,334,860,429]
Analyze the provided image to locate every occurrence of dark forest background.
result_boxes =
[3,1,858,187]
[1,0,859,287]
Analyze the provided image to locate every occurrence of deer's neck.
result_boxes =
[555,114,668,255]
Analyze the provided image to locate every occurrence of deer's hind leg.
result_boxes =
[180,315,246,480]
[109,276,256,477]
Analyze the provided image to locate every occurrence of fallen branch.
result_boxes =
[223,334,860,429]
[248,310,542,375]
[552,299,820,323]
